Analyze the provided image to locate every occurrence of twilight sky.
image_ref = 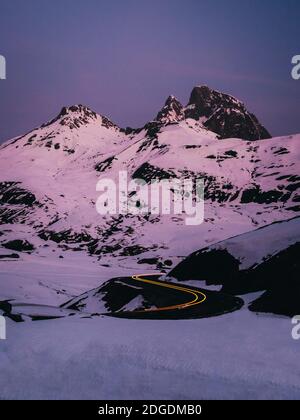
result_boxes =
[0,0,299,143]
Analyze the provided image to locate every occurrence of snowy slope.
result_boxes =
[0,87,300,400]
[0,86,299,297]
[1,308,300,399]
[169,216,300,308]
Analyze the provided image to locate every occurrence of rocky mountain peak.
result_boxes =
[154,95,184,124]
[59,104,97,118]
[187,85,244,118]
[184,85,271,141]
[41,104,97,129]
[42,104,118,131]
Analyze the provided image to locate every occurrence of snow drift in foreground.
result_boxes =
[0,303,299,400]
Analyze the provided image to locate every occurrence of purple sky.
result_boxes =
[0,0,300,143]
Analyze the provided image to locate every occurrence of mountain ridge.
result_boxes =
[0,85,270,150]
[0,84,298,273]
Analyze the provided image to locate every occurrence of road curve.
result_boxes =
[109,274,243,320]
[131,273,206,312]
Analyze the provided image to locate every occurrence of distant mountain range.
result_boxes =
[0,85,299,277]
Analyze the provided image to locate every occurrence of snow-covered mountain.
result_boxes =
[0,85,299,274]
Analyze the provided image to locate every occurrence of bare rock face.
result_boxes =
[150,86,271,141]
[42,104,98,129]
[42,104,118,131]
[185,86,271,141]
[155,95,184,125]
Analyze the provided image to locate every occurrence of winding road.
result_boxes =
[3,273,244,321]
[131,274,207,312]
[109,274,243,319]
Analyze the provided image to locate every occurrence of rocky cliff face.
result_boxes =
[185,86,271,140]
[150,85,271,141]
[155,95,184,125]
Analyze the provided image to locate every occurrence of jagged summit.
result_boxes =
[43,104,119,131]
[58,104,98,120]
[3,85,271,151]
[149,85,271,141]
[154,95,184,125]
[185,85,271,141]
[0,102,123,156]
[187,85,244,117]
